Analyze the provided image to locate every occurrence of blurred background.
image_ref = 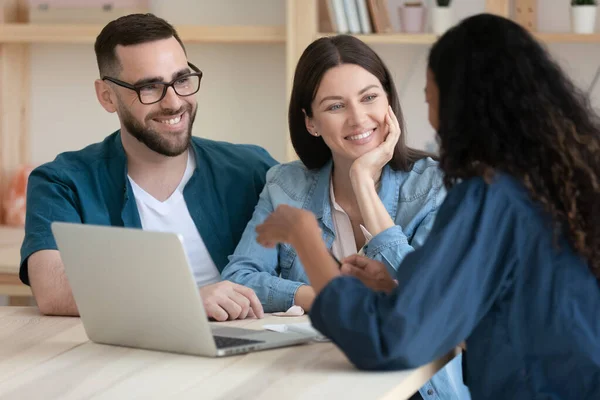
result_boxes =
[26,0,600,164]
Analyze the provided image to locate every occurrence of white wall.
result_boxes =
[30,0,287,163]
[376,0,600,152]
[28,0,600,164]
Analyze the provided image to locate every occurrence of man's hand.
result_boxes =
[200,281,264,322]
[340,254,398,294]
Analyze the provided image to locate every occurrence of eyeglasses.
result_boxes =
[102,62,203,105]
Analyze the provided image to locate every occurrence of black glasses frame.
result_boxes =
[102,62,203,105]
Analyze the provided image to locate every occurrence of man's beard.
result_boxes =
[121,103,197,157]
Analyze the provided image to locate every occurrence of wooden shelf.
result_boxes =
[1,25,598,46]
[0,23,286,44]
[318,32,437,44]
[318,32,600,45]
[534,33,600,43]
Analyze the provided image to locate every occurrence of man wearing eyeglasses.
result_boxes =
[19,13,277,321]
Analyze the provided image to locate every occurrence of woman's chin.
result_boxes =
[349,140,383,157]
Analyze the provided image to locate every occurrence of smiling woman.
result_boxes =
[221,35,470,400]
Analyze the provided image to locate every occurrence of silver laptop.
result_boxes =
[51,222,315,357]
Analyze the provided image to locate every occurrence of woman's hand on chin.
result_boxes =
[350,105,402,184]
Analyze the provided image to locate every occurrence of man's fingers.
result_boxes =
[216,297,243,320]
[233,285,264,319]
[205,303,229,322]
[229,291,251,320]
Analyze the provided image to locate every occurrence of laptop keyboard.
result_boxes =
[213,335,265,349]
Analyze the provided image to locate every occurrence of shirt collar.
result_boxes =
[305,160,335,234]
[328,175,374,243]
[304,159,401,235]
[113,130,204,228]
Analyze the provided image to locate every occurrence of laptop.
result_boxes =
[51,222,316,357]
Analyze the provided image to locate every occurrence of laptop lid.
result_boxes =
[51,222,219,356]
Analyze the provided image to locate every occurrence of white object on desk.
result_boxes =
[272,304,305,317]
[263,322,330,342]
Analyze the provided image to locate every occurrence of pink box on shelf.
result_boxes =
[28,0,149,24]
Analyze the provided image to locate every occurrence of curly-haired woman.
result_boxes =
[254,13,600,400]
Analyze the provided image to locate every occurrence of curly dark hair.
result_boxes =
[289,35,433,171]
[428,13,600,280]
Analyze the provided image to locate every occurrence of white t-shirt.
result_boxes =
[128,150,221,287]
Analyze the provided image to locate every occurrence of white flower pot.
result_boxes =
[571,5,597,34]
[432,6,453,35]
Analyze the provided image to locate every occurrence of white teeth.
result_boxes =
[158,115,182,125]
[347,130,373,141]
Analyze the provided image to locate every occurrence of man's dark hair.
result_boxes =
[94,13,186,77]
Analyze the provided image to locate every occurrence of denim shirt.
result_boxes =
[310,174,600,399]
[222,157,470,400]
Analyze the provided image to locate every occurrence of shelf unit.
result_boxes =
[286,0,600,160]
[317,32,600,45]
[0,23,286,44]
[534,33,600,43]
[0,0,599,209]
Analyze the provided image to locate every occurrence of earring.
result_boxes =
[313,131,320,137]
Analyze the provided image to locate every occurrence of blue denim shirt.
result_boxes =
[20,131,277,285]
[222,157,470,400]
[310,174,600,399]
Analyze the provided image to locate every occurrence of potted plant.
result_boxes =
[432,0,453,35]
[571,0,597,34]
[399,1,427,33]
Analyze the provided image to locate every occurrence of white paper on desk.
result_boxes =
[263,322,330,342]
[272,305,304,317]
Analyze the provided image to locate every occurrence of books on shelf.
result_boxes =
[368,0,392,33]
[319,0,391,34]
[28,0,149,24]
[318,0,337,33]
[331,0,349,33]
[343,0,362,34]
[355,0,373,34]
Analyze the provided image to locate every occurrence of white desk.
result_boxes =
[0,307,457,399]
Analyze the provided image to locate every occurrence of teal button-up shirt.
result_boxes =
[20,131,277,285]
